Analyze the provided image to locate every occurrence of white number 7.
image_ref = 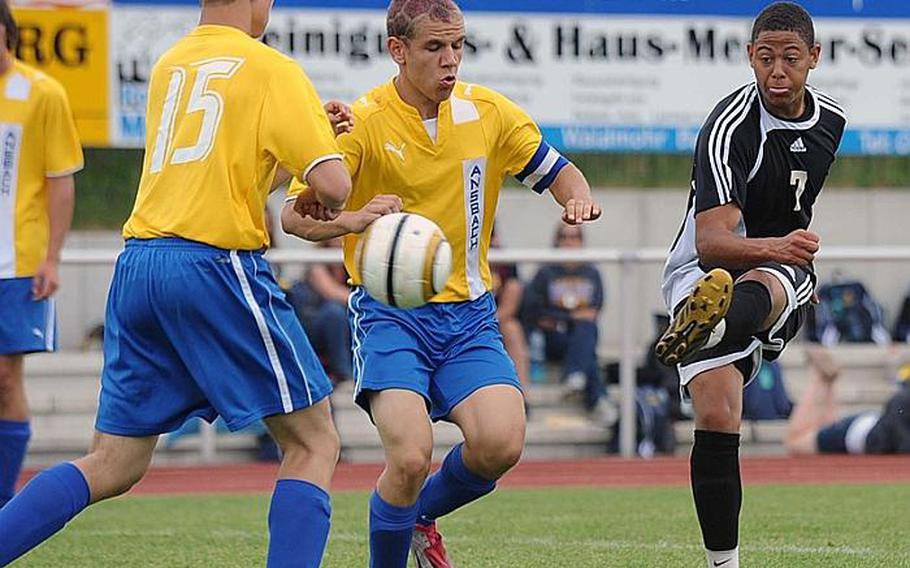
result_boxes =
[150,57,244,174]
[790,170,808,212]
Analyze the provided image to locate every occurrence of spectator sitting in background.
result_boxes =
[786,347,910,455]
[286,237,353,385]
[490,226,530,391]
[523,223,613,424]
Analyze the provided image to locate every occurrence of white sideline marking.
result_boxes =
[329,533,878,558]
[74,530,882,558]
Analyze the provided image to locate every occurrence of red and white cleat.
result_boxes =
[411,522,454,568]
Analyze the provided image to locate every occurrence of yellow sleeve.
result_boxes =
[286,126,364,201]
[495,93,569,194]
[261,61,341,181]
[42,81,84,178]
[495,94,543,177]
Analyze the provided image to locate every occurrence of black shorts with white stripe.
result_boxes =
[677,262,815,389]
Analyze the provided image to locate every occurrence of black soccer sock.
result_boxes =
[691,430,742,552]
[722,280,773,342]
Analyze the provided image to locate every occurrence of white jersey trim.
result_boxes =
[0,123,23,279]
[300,153,344,183]
[707,84,755,205]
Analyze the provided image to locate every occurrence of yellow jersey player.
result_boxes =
[282,1,601,566]
[0,2,351,567]
[0,1,81,510]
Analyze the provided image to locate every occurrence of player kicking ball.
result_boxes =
[0,1,352,566]
[281,1,601,566]
[656,3,845,567]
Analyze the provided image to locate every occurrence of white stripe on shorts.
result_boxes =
[348,288,366,398]
[677,338,763,388]
[45,297,55,351]
[254,256,313,406]
[229,251,293,413]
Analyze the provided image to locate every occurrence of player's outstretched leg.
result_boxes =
[656,268,734,366]
[263,400,340,568]
[413,386,525,568]
[0,433,156,565]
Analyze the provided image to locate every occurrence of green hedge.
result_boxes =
[72,149,910,229]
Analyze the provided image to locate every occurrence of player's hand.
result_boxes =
[32,259,60,300]
[772,229,820,266]
[344,194,403,233]
[294,188,342,222]
[561,197,602,225]
[324,100,353,136]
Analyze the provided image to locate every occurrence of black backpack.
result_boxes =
[808,280,890,345]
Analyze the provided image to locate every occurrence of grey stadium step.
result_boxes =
[22,345,904,465]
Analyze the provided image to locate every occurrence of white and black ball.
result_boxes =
[355,213,452,308]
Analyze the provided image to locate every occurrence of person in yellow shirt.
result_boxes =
[0,2,351,567]
[282,1,601,565]
[0,1,81,510]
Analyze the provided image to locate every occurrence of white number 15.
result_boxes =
[150,57,244,174]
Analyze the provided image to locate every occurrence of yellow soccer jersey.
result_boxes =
[0,59,83,278]
[123,25,341,250]
[289,80,568,303]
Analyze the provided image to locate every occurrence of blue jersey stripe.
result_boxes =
[111,0,910,18]
[515,142,550,183]
[532,156,570,194]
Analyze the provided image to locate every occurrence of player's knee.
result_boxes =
[738,270,787,312]
[469,433,524,479]
[87,449,150,499]
[282,422,342,468]
[388,449,432,488]
[697,405,741,433]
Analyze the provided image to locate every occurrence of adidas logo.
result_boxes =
[790,137,807,153]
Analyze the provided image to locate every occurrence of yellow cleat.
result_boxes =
[655,268,734,366]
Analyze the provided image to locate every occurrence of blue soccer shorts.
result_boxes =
[348,286,521,421]
[0,277,56,355]
[95,238,332,436]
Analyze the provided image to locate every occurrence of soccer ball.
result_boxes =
[355,213,452,308]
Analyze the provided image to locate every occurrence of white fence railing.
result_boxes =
[61,245,910,458]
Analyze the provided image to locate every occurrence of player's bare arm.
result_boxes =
[283,194,403,241]
[33,175,75,300]
[695,203,819,269]
[304,158,352,210]
[547,163,602,225]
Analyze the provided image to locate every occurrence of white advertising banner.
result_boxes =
[109,2,910,154]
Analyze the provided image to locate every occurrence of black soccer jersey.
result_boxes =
[661,83,846,312]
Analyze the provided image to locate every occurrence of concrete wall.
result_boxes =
[56,189,910,351]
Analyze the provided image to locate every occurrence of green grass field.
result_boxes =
[14,484,910,567]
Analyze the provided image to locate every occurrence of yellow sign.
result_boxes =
[11,8,109,146]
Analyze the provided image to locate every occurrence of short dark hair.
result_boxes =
[0,0,17,52]
[751,2,815,47]
[387,0,461,40]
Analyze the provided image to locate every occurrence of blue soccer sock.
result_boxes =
[0,462,90,566]
[0,419,31,507]
[416,443,496,526]
[267,479,331,568]
[369,490,418,568]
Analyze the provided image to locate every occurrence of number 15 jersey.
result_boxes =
[123,25,340,251]
[662,83,846,312]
